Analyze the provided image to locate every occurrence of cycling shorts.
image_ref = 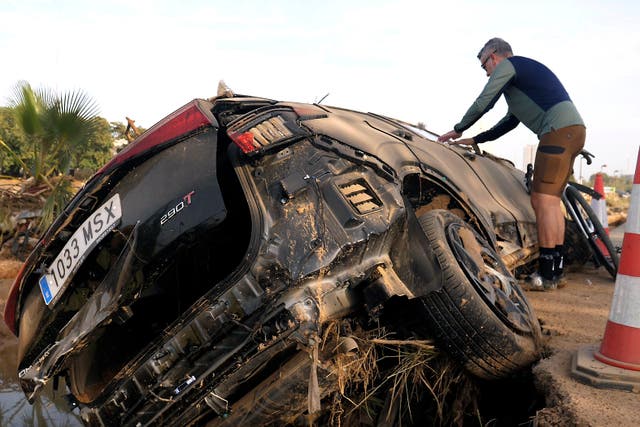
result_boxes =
[533,125,586,196]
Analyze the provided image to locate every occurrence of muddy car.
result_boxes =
[4,88,544,425]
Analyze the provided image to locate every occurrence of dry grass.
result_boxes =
[320,322,480,427]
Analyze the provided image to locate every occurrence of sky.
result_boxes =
[1,0,639,180]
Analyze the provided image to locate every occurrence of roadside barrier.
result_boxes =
[571,146,640,392]
[591,173,611,255]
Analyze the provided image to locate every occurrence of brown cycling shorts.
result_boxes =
[533,125,586,196]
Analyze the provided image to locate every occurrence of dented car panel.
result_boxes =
[5,94,541,426]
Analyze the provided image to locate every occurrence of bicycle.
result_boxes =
[525,149,619,278]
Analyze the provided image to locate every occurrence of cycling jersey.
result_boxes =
[453,56,584,143]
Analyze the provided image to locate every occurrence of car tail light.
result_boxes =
[229,131,258,154]
[229,115,294,154]
[98,99,216,174]
[228,105,322,155]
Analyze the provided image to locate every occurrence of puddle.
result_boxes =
[0,382,82,427]
[0,343,82,426]
[0,339,82,426]
[1,279,82,426]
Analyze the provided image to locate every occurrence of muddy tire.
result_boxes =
[417,210,542,380]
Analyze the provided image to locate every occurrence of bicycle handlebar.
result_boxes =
[579,149,594,165]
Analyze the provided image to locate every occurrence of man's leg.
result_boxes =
[530,192,564,248]
[531,125,585,287]
[531,192,564,282]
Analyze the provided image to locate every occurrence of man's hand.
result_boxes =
[449,138,476,146]
[437,130,462,142]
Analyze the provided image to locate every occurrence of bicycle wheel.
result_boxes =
[563,185,618,278]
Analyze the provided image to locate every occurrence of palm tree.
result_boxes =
[7,81,100,187]
[1,81,101,229]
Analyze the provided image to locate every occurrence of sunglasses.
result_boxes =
[481,50,497,71]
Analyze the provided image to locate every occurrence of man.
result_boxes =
[438,37,585,290]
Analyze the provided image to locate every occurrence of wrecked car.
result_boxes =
[4,88,544,425]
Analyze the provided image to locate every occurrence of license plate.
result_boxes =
[39,194,122,306]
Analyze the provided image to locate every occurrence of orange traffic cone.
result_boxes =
[591,173,611,256]
[571,146,640,392]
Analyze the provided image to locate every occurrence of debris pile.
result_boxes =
[0,178,45,260]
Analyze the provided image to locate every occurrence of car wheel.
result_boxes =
[563,185,619,278]
[417,210,542,380]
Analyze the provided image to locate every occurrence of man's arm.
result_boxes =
[473,113,520,143]
[442,114,519,146]
[453,60,516,134]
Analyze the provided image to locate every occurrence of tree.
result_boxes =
[72,117,116,176]
[109,119,146,152]
[5,81,100,187]
[0,82,113,229]
[110,121,128,139]
[0,107,29,176]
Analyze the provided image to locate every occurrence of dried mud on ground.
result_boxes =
[526,266,639,427]
[0,260,22,381]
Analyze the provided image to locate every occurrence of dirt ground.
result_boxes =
[0,260,24,381]
[526,265,639,426]
[526,220,639,427]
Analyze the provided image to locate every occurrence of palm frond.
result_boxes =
[0,137,30,173]
[51,89,100,147]
[59,89,100,119]
[9,82,43,136]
